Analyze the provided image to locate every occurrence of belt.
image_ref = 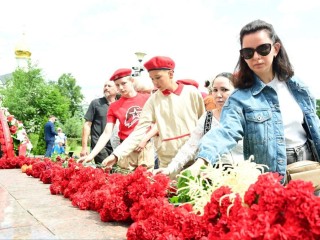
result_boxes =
[162,133,190,142]
[286,141,308,154]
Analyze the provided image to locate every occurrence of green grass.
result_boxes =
[30,145,84,159]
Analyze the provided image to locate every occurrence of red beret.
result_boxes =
[144,56,175,72]
[110,68,132,81]
[176,79,199,89]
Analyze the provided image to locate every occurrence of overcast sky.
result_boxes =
[0,0,319,103]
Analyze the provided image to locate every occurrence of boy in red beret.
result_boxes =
[102,56,205,174]
[78,68,154,170]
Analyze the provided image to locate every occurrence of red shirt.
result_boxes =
[107,93,150,140]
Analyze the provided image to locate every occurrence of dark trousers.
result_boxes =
[45,140,54,157]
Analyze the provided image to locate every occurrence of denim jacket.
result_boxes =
[197,75,320,177]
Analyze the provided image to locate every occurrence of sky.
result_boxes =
[0,0,320,104]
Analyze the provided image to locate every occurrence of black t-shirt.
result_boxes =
[84,97,112,149]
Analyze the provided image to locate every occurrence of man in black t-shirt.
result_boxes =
[80,80,118,164]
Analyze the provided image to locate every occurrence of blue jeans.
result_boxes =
[52,144,65,154]
[45,140,54,157]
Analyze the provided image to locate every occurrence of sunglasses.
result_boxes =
[240,43,272,60]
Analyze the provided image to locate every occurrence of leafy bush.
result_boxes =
[67,138,82,151]
[28,133,39,151]
[63,116,84,138]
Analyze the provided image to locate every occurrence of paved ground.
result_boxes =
[0,169,129,240]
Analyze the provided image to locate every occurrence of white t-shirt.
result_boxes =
[55,132,67,144]
[267,76,307,148]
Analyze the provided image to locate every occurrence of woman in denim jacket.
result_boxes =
[187,19,320,181]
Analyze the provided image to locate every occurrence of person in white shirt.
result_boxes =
[53,127,67,154]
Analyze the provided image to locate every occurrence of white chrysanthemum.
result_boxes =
[10,118,17,125]
[26,141,33,151]
[16,130,26,141]
[176,156,267,215]
[17,121,24,128]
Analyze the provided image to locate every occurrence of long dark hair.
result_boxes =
[234,19,294,89]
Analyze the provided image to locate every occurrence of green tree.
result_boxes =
[56,73,84,117]
[1,65,47,132]
[0,63,87,155]
[0,64,73,155]
[63,115,84,138]
[0,64,70,133]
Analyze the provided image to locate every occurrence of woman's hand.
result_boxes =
[153,168,170,175]
[77,155,93,164]
[101,154,118,170]
[182,158,207,177]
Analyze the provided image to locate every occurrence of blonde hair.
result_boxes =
[133,77,154,93]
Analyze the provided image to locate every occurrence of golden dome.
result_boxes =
[15,33,31,59]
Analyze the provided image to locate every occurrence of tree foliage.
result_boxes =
[63,115,84,138]
[0,63,85,154]
[0,64,70,133]
[56,73,84,116]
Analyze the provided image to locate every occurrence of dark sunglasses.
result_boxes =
[240,43,272,60]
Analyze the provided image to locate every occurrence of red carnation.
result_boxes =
[7,115,14,122]
[9,125,18,134]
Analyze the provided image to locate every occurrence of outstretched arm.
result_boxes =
[155,113,210,176]
[80,121,91,157]
[135,124,158,152]
[112,99,154,159]
[78,122,115,163]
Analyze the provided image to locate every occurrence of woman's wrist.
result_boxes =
[112,153,118,160]
[196,158,207,165]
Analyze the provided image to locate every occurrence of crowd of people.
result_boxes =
[45,19,320,193]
